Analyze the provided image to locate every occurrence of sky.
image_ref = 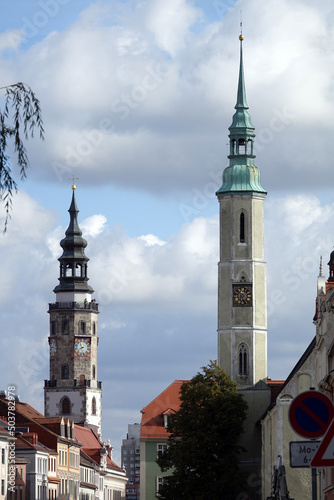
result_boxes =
[1,0,334,463]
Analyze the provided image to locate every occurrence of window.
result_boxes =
[92,365,96,379]
[62,397,71,415]
[2,479,5,495]
[157,444,167,456]
[156,477,166,495]
[240,212,245,243]
[247,138,253,155]
[92,397,96,415]
[1,448,4,464]
[238,138,246,154]
[79,321,86,334]
[51,321,56,335]
[65,264,72,277]
[239,344,248,376]
[62,319,69,335]
[93,322,96,335]
[61,365,69,379]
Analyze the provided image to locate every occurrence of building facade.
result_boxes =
[139,381,185,500]
[44,186,102,437]
[0,428,11,500]
[121,423,140,486]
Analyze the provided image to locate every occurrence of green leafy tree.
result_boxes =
[0,82,44,229]
[156,361,248,500]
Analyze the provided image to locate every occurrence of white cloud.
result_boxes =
[0,30,23,52]
[141,0,202,56]
[81,214,107,237]
[138,234,165,246]
[5,0,334,196]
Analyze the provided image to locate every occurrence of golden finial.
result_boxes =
[70,173,79,190]
[239,34,244,41]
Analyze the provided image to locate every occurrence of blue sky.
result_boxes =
[1,0,334,463]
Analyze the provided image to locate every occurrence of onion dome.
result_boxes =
[54,187,94,293]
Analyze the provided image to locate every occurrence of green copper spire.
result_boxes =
[217,35,266,196]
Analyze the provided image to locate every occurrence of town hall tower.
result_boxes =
[44,185,102,436]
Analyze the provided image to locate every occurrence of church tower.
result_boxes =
[44,185,102,436]
[216,34,267,387]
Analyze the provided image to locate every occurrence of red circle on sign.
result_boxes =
[289,390,334,439]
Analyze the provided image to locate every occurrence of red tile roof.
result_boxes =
[15,433,53,453]
[74,425,123,473]
[267,378,286,403]
[140,380,187,440]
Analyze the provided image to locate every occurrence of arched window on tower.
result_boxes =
[65,264,73,277]
[61,397,71,415]
[247,139,253,155]
[239,344,248,376]
[61,365,69,379]
[92,397,97,415]
[240,212,245,243]
[62,319,69,335]
[238,138,246,154]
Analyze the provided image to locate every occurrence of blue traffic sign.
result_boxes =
[289,391,334,439]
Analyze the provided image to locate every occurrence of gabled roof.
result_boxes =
[0,397,77,450]
[260,336,316,421]
[15,433,52,453]
[140,380,187,440]
[74,425,123,473]
[0,398,44,425]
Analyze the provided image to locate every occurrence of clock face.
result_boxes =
[233,285,252,307]
[50,338,57,357]
[74,338,91,357]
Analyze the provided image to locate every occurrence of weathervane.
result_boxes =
[239,10,244,41]
[70,173,79,190]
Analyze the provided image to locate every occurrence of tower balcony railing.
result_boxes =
[44,379,102,389]
[48,301,99,312]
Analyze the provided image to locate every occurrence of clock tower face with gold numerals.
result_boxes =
[233,284,252,307]
[74,338,91,357]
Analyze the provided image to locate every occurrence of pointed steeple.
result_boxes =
[216,35,266,196]
[230,35,255,137]
[54,187,94,294]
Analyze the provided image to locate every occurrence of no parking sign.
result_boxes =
[289,390,334,467]
[289,390,334,439]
